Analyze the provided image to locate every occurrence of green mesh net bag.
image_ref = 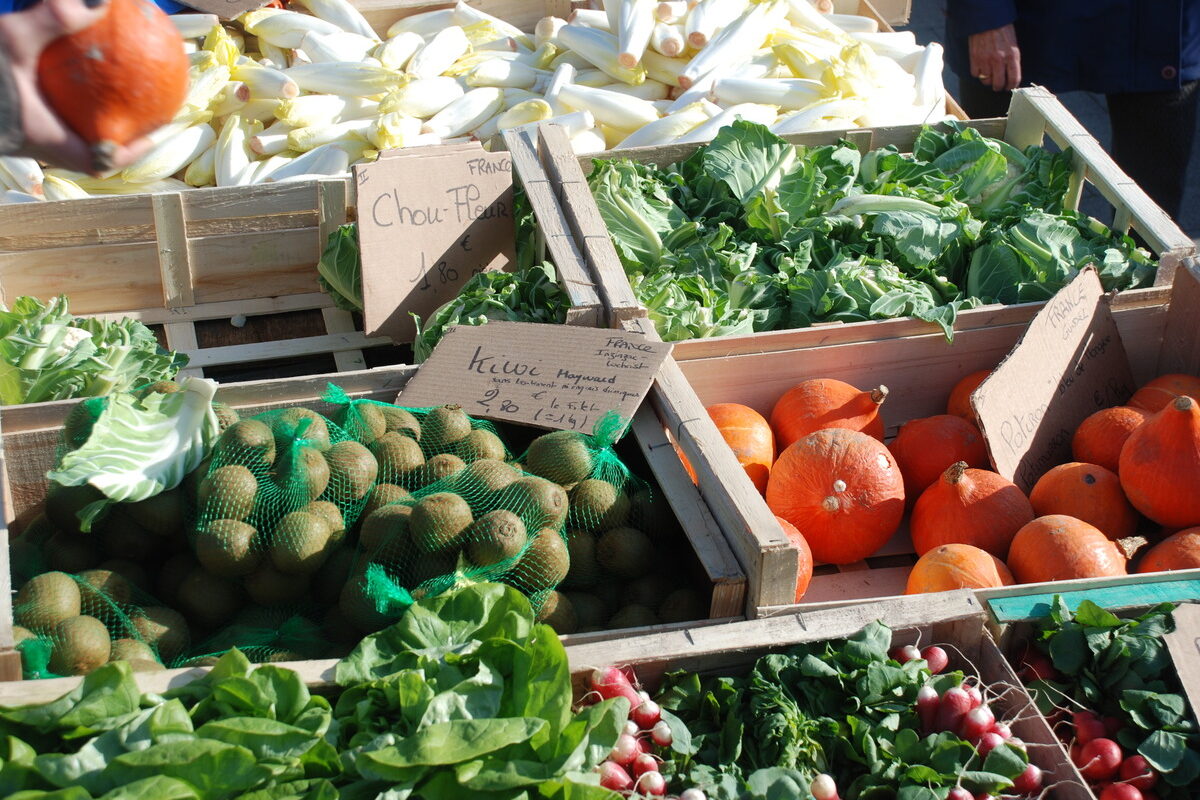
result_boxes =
[12,570,175,679]
[181,610,329,667]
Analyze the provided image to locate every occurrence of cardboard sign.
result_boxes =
[1164,603,1200,720]
[178,0,270,19]
[355,143,515,342]
[396,322,673,434]
[973,269,1136,492]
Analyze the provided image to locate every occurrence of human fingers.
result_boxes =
[105,136,155,171]
[987,51,1008,92]
[1003,47,1022,91]
[5,0,109,61]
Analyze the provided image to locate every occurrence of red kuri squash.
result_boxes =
[705,403,774,494]
[1137,528,1200,573]
[776,516,814,602]
[946,369,991,423]
[1007,515,1127,583]
[905,543,1015,594]
[1119,395,1200,528]
[769,379,887,452]
[1128,373,1200,413]
[910,462,1034,559]
[1072,406,1150,474]
[1029,462,1138,540]
[888,414,989,501]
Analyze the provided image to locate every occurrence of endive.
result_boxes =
[406,26,471,79]
[122,123,217,183]
[558,83,660,130]
[292,0,378,41]
[422,87,505,138]
[556,25,646,85]
[288,119,372,152]
[284,62,399,95]
[614,101,713,149]
[241,8,343,49]
[375,31,423,71]
[380,77,465,118]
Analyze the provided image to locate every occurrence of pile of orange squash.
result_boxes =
[690,370,1200,602]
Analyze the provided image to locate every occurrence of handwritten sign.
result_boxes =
[355,143,515,341]
[178,0,270,19]
[1165,604,1200,717]
[973,268,1135,492]
[396,322,673,433]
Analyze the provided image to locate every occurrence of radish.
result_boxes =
[592,667,643,708]
[810,773,839,800]
[921,645,949,674]
[1099,785,1143,800]
[1075,737,1122,780]
[623,720,640,737]
[1012,763,1043,794]
[610,733,640,766]
[635,770,666,797]
[1021,649,1059,681]
[916,686,939,732]
[633,699,662,730]
[946,788,973,800]
[1119,754,1157,790]
[632,752,659,778]
[598,761,633,791]
[889,644,921,663]
[934,687,972,733]
[976,731,1005,757]
[964,683,983,709]
[650,720,673,748]
[991,721,1013,740]
[1008,736,1026,751]
[1073,710,1106,744]
[680,790,708,800]
[1104,716,1125,737]
[960,706,995,743]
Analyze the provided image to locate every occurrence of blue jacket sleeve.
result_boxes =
[953,0,1018,36]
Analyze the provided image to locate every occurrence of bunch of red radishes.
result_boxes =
[587,666,706,799]
[892,644,1044,799]
[1067,711,1158,800]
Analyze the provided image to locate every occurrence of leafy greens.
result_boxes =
[589,121,1156,341]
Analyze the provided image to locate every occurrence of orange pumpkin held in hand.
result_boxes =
[705,403,774,494]
[1128,373,1200,413]
[910,462,1034,559]
[888,414,989,501]
[1119,395,1200,528]
[1137,528,1200,574]
[1072,406,1150,474]
[946,369,991,423]
[770,378,888,452]
[1007,515,1127,583]
[905,543,1015,594]
[766,428,904,565]
[1029,462,1138,540]
[775,516,813,602]
[37,0,188,170]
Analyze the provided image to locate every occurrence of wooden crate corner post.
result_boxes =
[316,177,369,373]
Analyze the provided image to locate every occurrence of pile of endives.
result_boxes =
[0,0,948,203]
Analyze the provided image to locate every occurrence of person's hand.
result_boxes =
[0,0,152,174]
[969,24,1022,93]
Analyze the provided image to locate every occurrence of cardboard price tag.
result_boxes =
[1164,603,1200,720]
[396,322,673,434]
[178,0,270,19]
[973,268,1136,492]
[354,143,515,342]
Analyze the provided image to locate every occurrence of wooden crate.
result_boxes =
[0,591,1089,800]
[0,362,746,681]
[537,86,1195,353]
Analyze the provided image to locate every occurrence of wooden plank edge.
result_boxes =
[980,569,1200,623]
[184,332,392,370]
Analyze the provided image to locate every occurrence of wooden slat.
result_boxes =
[984,573,1200,624]
[151,193,194,308]
[183,332,391,369]
[1157,258,1200,376]
[316,178,367,373]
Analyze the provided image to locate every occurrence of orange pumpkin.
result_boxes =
[1007,515,1128,583]
[769,378,887,452]
[946,369,991,423]
[1119,395,1200,528]
[1029,462,1138,540]
[38,0,189,170]
[1128,373,1200,413]
[776,516,814,602]
[910,462,1034,559]
[888,414,989,501]
[705,404,774,494]
[1072,406,1150,473]
[905,543,1015,594]
[765,429,904,565]
[1137,528,1200,573]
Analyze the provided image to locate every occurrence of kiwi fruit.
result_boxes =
[213,404,240,431]
[49,615,111,675]
[382,406,422,440]
[77,569,134,606]
[659,588,706,624]
[109,638,159,664]
[524,430,593,485]
[97,559,149,591]
[592,581,623,616]
[515,528,570,591]
[125,488,186,537]
[563,531,601,588]
[195,520,261,577]
[272,408,331,452]
[564,592,606,630]
[216,419,276,466]
[625,575,675,610]
[44,531,99,574]
[369,433,425,481]
[422,405,472,451]
[275,447,330,503]
[569,479,630,532]
[128,659,167,673]
[97,512,162,562]
[455,429,507,462]
[9,536,47,587]
[265,650,304,664]
[200,465,259,521]
[629,488,671,533]
[44,482,105,534]
[503,477,568,529]
[61,397,107,450]
[15,571,82,630]
[460,459,519,495]
[465,510,528,567]
[313,546,356,605]
[596,527,655,579]
[183,456,212,501]
[177,568,244,629]
[402,548,457,589]
[413,453,465,488]
[339,574,392,633]
[324,441,379,502]
[156,552,199,606]
[359,504,412,554]
[131,606,189,663]
[410,492,473,553]
[609,604,659,629]
[345,402,387,444]
[14,625,37,647]
[244,564,310,607]
[270,511,333,574]
[303,501,346,545]
[537,591,577,633]
[362,483,411,520]
[136,380,182,398]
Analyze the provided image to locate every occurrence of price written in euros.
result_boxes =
[474,388,601,432]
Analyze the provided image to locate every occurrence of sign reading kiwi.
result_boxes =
[396,322,673,434]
